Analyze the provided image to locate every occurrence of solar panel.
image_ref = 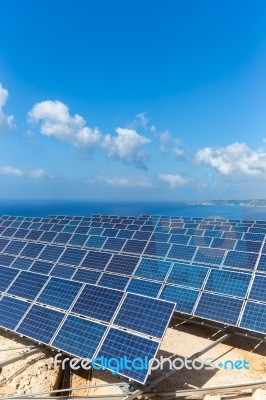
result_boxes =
[235,240,262,253]
[59,247,87,266]
[16,305,65,344]
[248,276,266,303]
[211,238,236,250]
[30,260,54,274]
[98,273,129,290]
[72,268,101,284]
[194,248,225,265]
[114,293,174,339]
[166,263,209,289]
[204,269,251,298]
[20,242,45,258]
[39,245,65,262]
[239,302,266,334]
[81,251,112,270]
[103,237,126,251]
[127,278,162,297]
[106,254,139,275]
[95,327,159,383]
[160,285,199,314]
[0,296,31,330]
[50,264,76,279]
[195,293,243,325]
[51,315,107,360]
[168,244,196,261]
[133,258,171,282]
[4,240,26,255]
[223,251,258,270]
[71,284,124,323]
[0,266,19,291]
[37,277,82,310]
[7,271,48,300]
[11,257,33,270]
[122,239,147,254]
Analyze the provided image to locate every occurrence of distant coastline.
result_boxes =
[187,200,266,208]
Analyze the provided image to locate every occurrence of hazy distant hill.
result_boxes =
[187,200,266,208]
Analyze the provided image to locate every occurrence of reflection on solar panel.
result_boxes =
[167,263,209,289]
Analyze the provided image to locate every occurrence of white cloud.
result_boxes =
[93,174,152,188]
[102,128,151,169]
[29,100,101,150]
[0,83,14,132]
[159,173,189,188]
[0,166,48,179]
[196,142,266,176]
[158,131,184,156]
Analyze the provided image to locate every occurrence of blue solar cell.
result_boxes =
[50,224,64,232]
[127,278,161,297]
[134,258,171,282]
[11,257,33,270]
[188,235,212,247]
[30,260,54,274]
[167,263,209,289]
[85,235,106,249]
[143,241,171,257]
[103,237,126,251]
[88,227,104,235]
[169,228,187,234]
[0,266,19,291]
[204,269,251,298]
[39,231,58,242]
[235,240,262,253]
[62,225,77,233]
[39,245,65,262]
[204,230,223,238]
[243,233,265,241]
[2,227,17,237]
[257,255,266,272]
[168,234,190,245]
[168,244,196,262]
[186,229,204,236]
[224,251,258,270]
[0,238,9,251]
[4,240,26,255]
[150,233,170,242]
[160,285,199,313]
[106,254,139,275]
[25,230,44,240]
[0,296,30,330]
[195,293,243,325]
[16,305,65,343]
[117,229,134,239]
[50,264,76,279]
[96,327,159,384]
[52,315,107,359]
[0,254,15,266]
[133,231,152,241]
[211,238,236,250]
[114,293,174,339]
[82,251,112,270]
[123,239,147,254]
[68,234,88,246]
[72,284,123,323]
[8,271,48,300]
[37,277,82,310]
[20,242,45,258]
[223,232,243,240]
[53,232,72,244]
[59,248,87,266]
[98,273,129,290]
[194,248,225,265]
[72,268,100,284]
[102,228,119,237]
[239,302,266,334]
[249,276,266,303]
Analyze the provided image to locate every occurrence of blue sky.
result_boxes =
[1,0,266,200]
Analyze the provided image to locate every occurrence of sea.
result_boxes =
[1,200,266,220]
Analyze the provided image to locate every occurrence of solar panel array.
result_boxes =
[0,213,265,380]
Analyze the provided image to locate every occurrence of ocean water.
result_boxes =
[1,200,266,220]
